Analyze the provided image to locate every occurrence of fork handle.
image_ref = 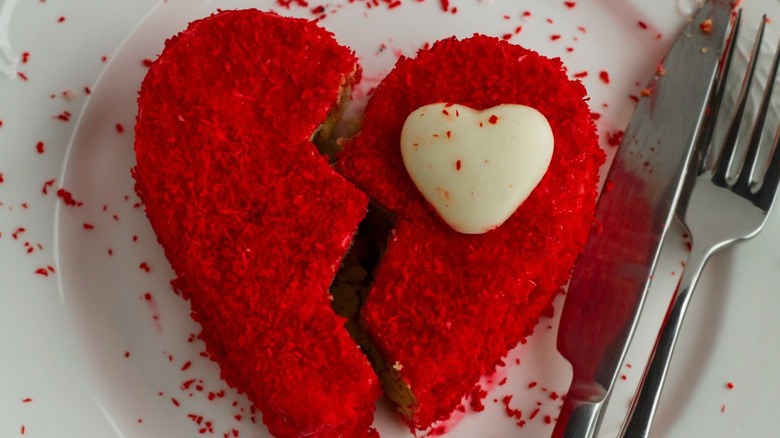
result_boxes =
[619,243,714,438]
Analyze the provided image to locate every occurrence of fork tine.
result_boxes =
[697,9,743,175]
[755,121,780,210]
[734,36,780,197]
[712,15,767,187]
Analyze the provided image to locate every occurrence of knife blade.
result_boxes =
[552,2,733,437]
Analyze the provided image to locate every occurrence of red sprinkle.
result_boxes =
[36,141,45,154]
[56,188,83,206]
[42,179,55,195]
[139,262,151,272]
[54,111,72,122]
[573,71,588,78]
[638,20,648,29]
[726,382,734,390]
[17,72,28,81]
[57,16,65,22]
[488,114,499,124]
[599,70,610,84]
[116,123,125,133]
[181,360,192,371]
[606,130,624,147]
[22,52,30,63]
[550,34,561,41]
[564,1,576,7]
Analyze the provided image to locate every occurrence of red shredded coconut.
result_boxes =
[54,111,71,122]
[606,130,624,147]
[469,385,488,412]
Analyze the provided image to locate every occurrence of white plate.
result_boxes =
[1,0,779,437]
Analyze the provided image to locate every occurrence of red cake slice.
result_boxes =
[337,35,605,429]
[133,10,380,437]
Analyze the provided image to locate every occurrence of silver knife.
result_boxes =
[552,1,733,437]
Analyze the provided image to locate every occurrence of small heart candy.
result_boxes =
[400,103,554,234]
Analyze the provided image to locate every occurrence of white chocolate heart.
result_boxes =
[400,103,554,234]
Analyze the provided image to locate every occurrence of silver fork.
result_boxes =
[620,13,780,438]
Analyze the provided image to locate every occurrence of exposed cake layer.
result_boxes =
[336,35,605,429]
[133,10,380,437]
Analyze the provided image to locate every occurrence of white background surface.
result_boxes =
[1,0,779,437]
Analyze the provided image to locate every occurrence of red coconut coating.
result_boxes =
[336,35,605,428]
[133,10,380,438]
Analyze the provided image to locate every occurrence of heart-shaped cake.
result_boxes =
[134,9,605,438]
[133,10,380,438]
[337,35,605,429]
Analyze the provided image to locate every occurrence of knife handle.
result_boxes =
[552,383,607,438]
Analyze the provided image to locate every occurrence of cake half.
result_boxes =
[337,35,605,429]
[133,10,380,437]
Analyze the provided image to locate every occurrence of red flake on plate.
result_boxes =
[564,1,575,7]
[35,141,45,154]
[638,20,648,29]
[550,34,561,41]
[726,381,734,390]
[21,398,32,403]
[181,360,192,371]
[34,268,50,277]
[82,223,94,230]
[17,72,28,81]
[502,395,522,420]
[606,130,624,147]
[42,179,55,195]
[57,16,65,22]
[57,188,83,206]
[469,385,488,412]
[116,123,125,133]
[573,71,588,78]
[599,70,610,84]
[12,227,25,240]
[54,111,71,122]
[139,262,151,272]
[22,52,30,63]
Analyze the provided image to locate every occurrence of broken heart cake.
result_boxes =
[132,9,380,438]
[336,35,605,429]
